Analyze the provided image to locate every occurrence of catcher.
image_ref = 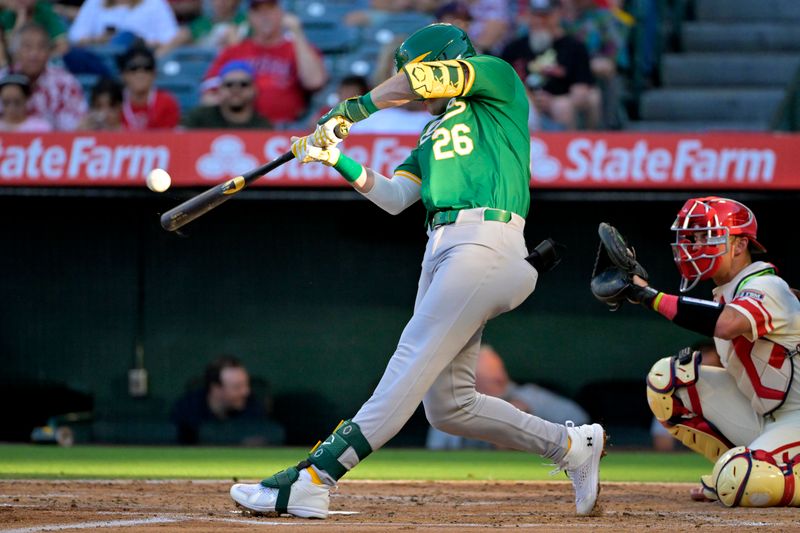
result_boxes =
[591,196,800,507]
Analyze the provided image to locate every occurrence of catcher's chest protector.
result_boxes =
[721,337,794,416]
[714,262,800,416]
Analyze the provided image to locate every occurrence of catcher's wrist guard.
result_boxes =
[651,293,723,337]
[641,289,724,337]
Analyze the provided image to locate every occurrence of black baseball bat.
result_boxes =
[159,150,294,232]
[160,121,350,232]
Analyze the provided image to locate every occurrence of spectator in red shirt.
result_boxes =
[117,44,180,130]
[202,0,327,125]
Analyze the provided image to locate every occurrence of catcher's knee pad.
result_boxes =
[709,446,800,507]
[306,419,372,480]
[646,349,731,462]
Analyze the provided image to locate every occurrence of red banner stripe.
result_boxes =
[1,131,800,189]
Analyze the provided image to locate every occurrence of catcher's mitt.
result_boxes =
[590,222,648,311]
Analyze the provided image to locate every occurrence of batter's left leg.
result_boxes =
[423,330,568,461]
[423,327,606,515]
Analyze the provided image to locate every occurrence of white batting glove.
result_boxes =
[312,116,351,148]
[291,135,341,166]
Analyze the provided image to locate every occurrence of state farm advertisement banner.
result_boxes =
[0,131,799,189]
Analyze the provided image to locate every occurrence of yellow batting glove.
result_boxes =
[312,116,351,148]
[290,135,341,166]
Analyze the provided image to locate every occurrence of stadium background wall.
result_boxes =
[1,192,797,445]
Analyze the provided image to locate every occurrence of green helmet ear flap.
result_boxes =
[394,23,476,72]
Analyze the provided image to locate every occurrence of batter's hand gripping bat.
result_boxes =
[160,122,350,232]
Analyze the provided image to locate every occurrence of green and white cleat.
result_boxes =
[230,468,330,519]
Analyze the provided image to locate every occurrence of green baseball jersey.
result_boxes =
[396,55,531,220]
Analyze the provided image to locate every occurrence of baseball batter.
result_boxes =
[593,197,800,507]
[230,23,606,518]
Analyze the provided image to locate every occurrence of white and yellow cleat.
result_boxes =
[556,421,607,516]
[230,468,330,519]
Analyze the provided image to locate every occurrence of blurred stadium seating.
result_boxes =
[631,0,800,131]
[66,1,800,133]
[75,73,100,98]
[156,47,218,112]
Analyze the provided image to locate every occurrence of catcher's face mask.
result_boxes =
[670,197,765,292]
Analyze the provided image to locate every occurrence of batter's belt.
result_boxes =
[429,208,514,230]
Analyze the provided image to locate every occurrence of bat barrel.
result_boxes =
[159,151,295,232]
[160,182,238,231]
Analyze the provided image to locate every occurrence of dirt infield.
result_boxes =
[1,479,798,532]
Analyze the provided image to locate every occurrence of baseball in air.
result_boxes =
[146,168,171,192]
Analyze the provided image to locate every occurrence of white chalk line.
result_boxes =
[0,509,787,531]
[0,516,184,533]
[1,482,791,531]
[0,494,81,499]
[0,479,700,486]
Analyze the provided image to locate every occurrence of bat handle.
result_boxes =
[333,120,351,140]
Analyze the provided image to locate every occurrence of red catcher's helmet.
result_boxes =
[670,197,766,292]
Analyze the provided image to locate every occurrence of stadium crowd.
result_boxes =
[0,0,655,133]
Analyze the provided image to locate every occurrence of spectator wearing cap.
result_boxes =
[68,0,179,53]
[182,60,271,129]
[0,22,86,130]
[202,0,327,126]
[79,77,124,130]
[118,44,180,130]
[501,0,600,130]
[0,73,51,131]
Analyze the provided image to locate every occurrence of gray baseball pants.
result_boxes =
[340,208,570,470]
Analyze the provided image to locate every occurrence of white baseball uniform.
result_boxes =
[674,261,800,459]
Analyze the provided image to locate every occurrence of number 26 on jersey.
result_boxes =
[432,124,474,160]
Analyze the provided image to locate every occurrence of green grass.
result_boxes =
[0,445,710,482]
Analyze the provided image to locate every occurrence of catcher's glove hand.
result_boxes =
[590,267,631,311]
[590,222,649,311]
